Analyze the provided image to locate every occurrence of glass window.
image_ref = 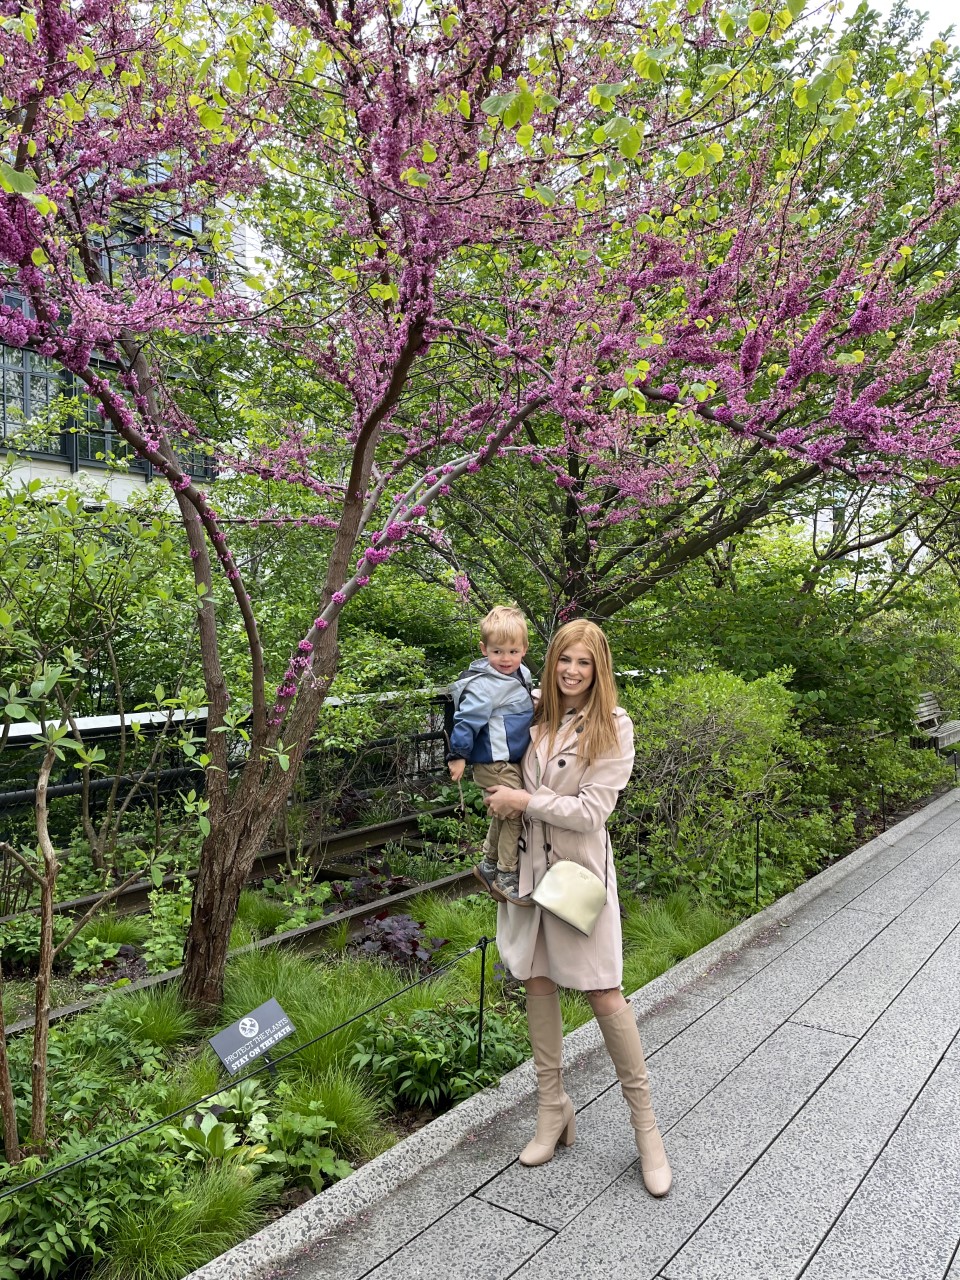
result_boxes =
[0,344,62,453]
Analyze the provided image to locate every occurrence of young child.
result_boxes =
[447,606,535,906]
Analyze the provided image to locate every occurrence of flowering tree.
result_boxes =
[3,0,960,1009]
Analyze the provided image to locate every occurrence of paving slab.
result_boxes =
[800,1057,960,1280]
[358,1198,553,1280]
[510,1022,853,1280]
[651,906,885,1127]
[664,924,960,1280]
[794,861,960,1037]
[186,789,960,1280]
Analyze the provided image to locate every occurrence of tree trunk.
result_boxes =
[178,767,300,1014]
[0,960,21,1165]
[30,747,58,1151]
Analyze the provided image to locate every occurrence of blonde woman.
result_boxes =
[484,619,672,1197]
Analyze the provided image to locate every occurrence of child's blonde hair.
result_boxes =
[534,619,619,766]
[480,605,529,649]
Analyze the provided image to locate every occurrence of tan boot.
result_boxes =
[597,1004,672,1197]
[518,991,576,1167]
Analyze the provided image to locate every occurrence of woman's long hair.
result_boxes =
[534,620,619,766]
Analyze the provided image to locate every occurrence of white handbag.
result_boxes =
[531,855,607,936]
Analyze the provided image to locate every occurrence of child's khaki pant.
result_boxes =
[473,760,524,873]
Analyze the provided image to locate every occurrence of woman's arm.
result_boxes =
[485,785,531,817]
[524,714,635,833]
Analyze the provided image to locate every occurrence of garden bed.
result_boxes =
[0,886,733,1280]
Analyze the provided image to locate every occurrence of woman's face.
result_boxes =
[555,641,595,708]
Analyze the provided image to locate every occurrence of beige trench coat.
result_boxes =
[496,707,635,991]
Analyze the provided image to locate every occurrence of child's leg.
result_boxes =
[485,761,524,875]
[496,812,523,874]
[471,763,502,877]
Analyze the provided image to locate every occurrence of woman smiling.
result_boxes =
[484,619,672,1197]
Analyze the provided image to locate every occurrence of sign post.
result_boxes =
[209,997,295,1077]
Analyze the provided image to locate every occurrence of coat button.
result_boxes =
[557,759,566,767]
[544,843,552,852]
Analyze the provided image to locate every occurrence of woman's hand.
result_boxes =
[484,785,531,818]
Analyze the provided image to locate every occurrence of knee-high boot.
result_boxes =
[518,991,576,1167]
[597,1004,672,1197]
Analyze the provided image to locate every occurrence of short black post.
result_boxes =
[880,783,886,832]
[262,1052,278,1080]
[953,751,959,785]
[476,936,488,1069]
[754,814,761,905]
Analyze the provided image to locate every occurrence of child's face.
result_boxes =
[481,638,527,676]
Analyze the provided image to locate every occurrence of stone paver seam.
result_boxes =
[650,922,960,1280]
[840,813,960,916]
[351,1195,558,1280]
[793,1025,960,1280]
[641,809,960,1023]
[941,1232,960,1279]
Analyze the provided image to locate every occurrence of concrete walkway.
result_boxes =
[191,789,960,1280]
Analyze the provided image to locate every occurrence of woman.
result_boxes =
[485,619,671,1197]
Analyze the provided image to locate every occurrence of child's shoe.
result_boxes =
[494,870,534,907]
[473,857,503,899]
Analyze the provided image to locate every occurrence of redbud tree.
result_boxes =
[3,0,960,1009]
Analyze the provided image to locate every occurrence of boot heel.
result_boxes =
[561,1112,576,1146]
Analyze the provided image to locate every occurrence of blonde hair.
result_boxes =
[534,619,619,766]
[480,605,529,649]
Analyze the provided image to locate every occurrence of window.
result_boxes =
[0,341,63,454]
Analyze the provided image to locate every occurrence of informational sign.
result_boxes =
[209,997,295,1076]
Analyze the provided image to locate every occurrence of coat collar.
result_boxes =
[533,711,582,776]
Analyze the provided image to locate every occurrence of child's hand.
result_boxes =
[448,759,466,782]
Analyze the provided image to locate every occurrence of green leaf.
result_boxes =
[197,276,215,299]
[421,140,438,163]
[676,150,705,177]
[516,123,534,147]
[0,162,37,195]
[532,183,556,207]
[748,11,771,35]
[31,246,48,267]
[786,0,806,16]
[400,166,429,188]
[480,92,513,118]
[618,126,644,160]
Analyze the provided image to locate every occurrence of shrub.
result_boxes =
[621,669,800,884]
[351,1004,527,1112]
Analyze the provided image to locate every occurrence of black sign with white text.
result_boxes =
[209,997,295,1075]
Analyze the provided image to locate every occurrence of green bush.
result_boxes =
[621,669,801,882]
[351,1003,527,1112]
